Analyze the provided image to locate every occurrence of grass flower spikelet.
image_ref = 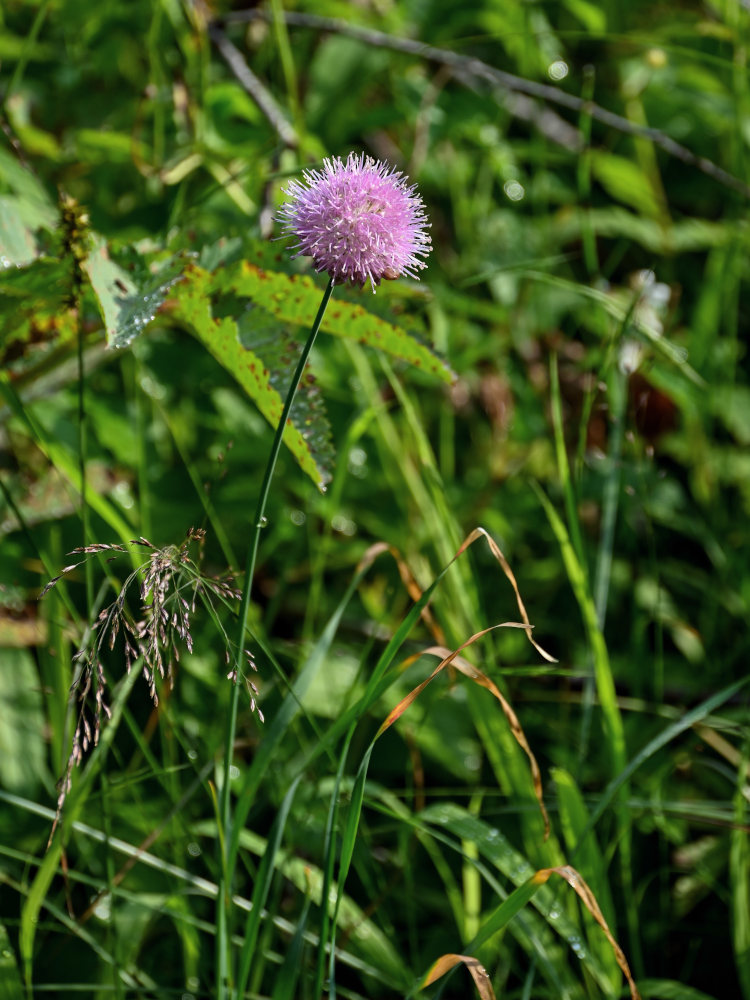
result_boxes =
[277,152,431,291]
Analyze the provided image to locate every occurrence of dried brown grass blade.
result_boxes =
[532,865,641,1000]
[421,953,497,999]
[376,626,550,837]
[456,527,556,662]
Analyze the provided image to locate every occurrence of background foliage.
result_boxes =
[1,1,749,998]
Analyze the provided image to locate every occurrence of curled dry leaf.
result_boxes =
[456,527,557,663]
[421,953,496,999]
[376,627,550,838]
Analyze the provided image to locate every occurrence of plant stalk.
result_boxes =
[216,276,334,999]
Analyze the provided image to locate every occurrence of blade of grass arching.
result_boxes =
[235,775,302,999]
[551,767,619,990]
[19,661,141,993]
[522,272,703,384]
[324,529,560,980]
[328,627,553,989]
[466,683,557,863]
[419,878,547,991]
[298,555,449,783]
[731,743,750,999]
[379,635,551,836]
[425,857,639,999]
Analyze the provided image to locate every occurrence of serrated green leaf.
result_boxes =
[216,256,454,383]
[170,264,331,489]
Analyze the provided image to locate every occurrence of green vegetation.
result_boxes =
[1,1,749,998]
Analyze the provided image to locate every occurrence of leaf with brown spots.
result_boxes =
[170,265,332,488]
[216,258,455,384]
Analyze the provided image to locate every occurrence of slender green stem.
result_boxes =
[76,313,94,614]
[216,276,334,1000]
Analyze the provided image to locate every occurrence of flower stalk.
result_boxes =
[216,275,334,999]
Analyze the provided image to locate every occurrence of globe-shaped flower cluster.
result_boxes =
[277,152,431,291]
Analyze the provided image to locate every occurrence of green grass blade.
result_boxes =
[579,676,750,840]
[235,775,302,998]
[533,481,626,773]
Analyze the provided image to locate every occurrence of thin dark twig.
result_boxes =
[222,9,750,198]
[208,22,298,148]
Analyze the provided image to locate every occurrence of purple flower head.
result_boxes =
[277,152,431,291]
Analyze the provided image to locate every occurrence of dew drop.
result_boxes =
[548,59,569,80]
